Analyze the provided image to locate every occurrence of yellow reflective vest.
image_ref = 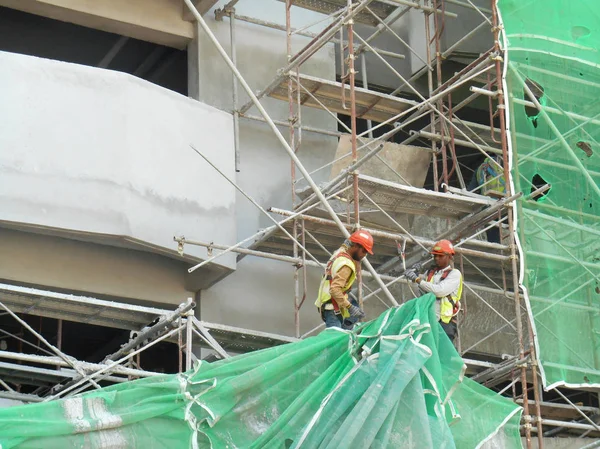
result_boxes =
[426,269,463,324]
[315,248,357,318]
[476,157,506,196]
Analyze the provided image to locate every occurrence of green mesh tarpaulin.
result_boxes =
[498,0,600,389]
[0,295,521,448]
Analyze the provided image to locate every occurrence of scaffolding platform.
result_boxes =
[0,283,170,331]
[516,399,600,422]
[198,321,297,353]
[421,119,554,157]
[276,0,399,26]
[350,174,496,220]
[0,283,296,353]
[268,73,417,123]
[255,193,513,289]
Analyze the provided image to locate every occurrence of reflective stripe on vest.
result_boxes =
[426,268,463,324]
[315,250,356,317]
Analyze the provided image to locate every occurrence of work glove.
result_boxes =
[410,262,422,273]
[404,268,419,282]
[348,304,366,319]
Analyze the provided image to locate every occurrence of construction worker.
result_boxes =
[315,230,371,329]
[404,240,463,342]
[468,155,506,243]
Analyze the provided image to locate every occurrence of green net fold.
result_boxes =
[0,294,521,448]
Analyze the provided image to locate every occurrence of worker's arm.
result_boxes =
[329,266,353,309]
[417,270,461,298]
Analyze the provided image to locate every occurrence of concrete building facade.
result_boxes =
[0,1,598,445]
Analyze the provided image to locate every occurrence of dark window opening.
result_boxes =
[0,6,188,96]
[0,312,180,396]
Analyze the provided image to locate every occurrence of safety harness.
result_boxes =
[323,251,354,314]
[426,268,461,321]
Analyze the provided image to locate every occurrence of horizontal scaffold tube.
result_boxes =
[269,208,511,262]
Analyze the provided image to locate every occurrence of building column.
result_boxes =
[187,21,202,101]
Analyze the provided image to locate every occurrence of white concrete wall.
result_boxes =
[0,50,236,273]
[0,228,192,306]
[193,1,339,336]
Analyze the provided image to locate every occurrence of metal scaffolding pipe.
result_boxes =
[415,130,502,155]
[387,0,457,16]
[46,326,183,401]
[0,351,162,379]
[242,113,342,137]
[229,13,405,60]
[184,0,399,307]
[299,143,384,207]
[512,98,600,127]
[104,300,194,363]
[445,0,492,14]
[0,300,102,390]
[237,0,376,115]
[269,208,510,262]
[177,238,306,265]
[538,419,600,432]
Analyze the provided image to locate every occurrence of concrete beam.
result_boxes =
[183,0,218,21]
[0,0,195,49]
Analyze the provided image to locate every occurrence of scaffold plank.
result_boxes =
[0,283,169,331]
[198,321,297,354]
[276,0,398,26]
[0,284,297,354]
[251,202,514,288]
[267,73,417,123]
[352,174,495,219]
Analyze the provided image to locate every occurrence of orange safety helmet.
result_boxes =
[431,239,455,256]
[349,230,374,255]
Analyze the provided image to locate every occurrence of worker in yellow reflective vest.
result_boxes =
[468,155,506,243]
[315,230,372,329]
[404,239,463,342]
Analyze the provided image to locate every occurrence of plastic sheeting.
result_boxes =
[0,295,521,448]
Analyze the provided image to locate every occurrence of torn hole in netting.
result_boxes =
[523,78,545,129]
[571,25,591,42]
[576,140,593,157]
[530,173,550,202]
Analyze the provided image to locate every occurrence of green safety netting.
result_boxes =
[0,295,521,448]
[498,0,600,389]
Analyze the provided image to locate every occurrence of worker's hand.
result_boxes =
[404,268,419,282]
[348,304,366,319]
[410,262,422,273]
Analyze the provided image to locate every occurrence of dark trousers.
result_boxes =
[322,299,359,330]
[440,320,457,342]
